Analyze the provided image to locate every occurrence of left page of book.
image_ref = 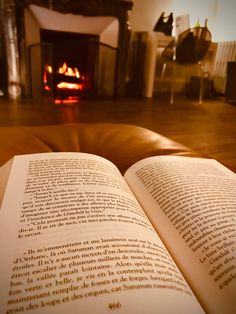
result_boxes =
[0,158,13,208]
[0,152,203,314]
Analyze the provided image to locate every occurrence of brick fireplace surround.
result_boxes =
[0,0,133,100]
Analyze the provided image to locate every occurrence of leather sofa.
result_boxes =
[0,123,199,174]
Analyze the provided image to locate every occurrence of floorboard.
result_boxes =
[0,94,235,172]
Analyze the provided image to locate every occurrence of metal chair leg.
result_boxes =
[199,61,203,104]
[170,62,175,104]
[157,63,167,93]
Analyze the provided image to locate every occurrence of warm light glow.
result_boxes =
[47,65,53,73]
[43,62,85,97]
[58,62,80,78]
[57,82,83,90]
[43,65,52,90]
[54,98,80,105]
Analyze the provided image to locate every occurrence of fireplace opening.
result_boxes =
[1,1,133,100]
[24,5,122,102]
[28,29,119,102]
[35,29,99,102]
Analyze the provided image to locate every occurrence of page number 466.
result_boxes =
[108,302,121,310]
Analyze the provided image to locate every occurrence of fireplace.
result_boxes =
[30,29,100,101]
[0,0,133,100]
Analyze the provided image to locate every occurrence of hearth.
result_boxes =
[32,29,99,101]
[0,0,133,100]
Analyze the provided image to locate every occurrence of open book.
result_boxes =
[0,152,235,314]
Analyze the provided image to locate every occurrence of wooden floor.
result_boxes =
[0,93,236,172]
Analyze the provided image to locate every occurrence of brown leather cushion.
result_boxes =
[0,123,199,174]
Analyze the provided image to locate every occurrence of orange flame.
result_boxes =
[58,62,80,78]
[44,62,85,94]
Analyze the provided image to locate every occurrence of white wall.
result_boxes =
[130,0,236,42]
[212,0,236,42]
[130,0,171,32]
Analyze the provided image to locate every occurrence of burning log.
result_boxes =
[44,62,86,99]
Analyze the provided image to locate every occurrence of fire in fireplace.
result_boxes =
[43,62,85,102]
[37,29,99,102]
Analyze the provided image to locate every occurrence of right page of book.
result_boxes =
[124,156,236,314]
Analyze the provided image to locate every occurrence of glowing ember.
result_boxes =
[54,97,80,105]
[57,82,83,90]
[44,85,51,91]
